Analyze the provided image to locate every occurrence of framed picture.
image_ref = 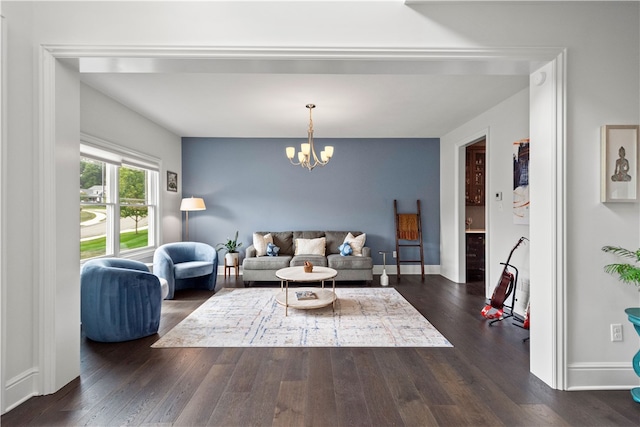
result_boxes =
[601,125,638,202]
[167,171,178,192]
[513,138,530,224]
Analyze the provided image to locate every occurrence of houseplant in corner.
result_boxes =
[217,231,243,266]
[601,245,640,403]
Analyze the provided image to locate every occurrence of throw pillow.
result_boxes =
[253,233,273,257]
[266,242,280,257]
[294,237,326,256]
[338,242,352,256]
[344,232,366,256]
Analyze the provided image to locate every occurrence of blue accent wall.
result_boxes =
[182,137,440,266]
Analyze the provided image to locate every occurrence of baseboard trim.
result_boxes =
[3,368,39,413]
[373,264,440,275]
[566,362,638,390]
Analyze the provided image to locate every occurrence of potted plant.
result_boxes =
[601,245,640,403]
[217,231,243,266]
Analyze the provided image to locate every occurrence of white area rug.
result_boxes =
[152,287,452,348]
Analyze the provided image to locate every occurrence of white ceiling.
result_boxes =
[79,57,530,138]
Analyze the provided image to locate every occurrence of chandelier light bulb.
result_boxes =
[324,146,334,158]
[286,146,295,159]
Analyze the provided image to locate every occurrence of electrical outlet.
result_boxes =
[393,251,397,258]
[611,324,623,342]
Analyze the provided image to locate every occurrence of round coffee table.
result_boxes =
[275,266,337,316]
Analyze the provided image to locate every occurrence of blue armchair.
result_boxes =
[153,242,218,299]
[81,258,163,342]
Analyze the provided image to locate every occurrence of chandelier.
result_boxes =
[286,104,334,171]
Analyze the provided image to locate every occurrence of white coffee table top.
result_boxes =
[276,266,337,282]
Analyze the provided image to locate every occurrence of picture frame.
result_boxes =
[513,138,530,224]
[601,125,639,203]
[167,171,178,192]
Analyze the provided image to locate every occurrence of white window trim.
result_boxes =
[80,133,160,263]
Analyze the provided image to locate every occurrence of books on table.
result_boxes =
[295,290,317,300]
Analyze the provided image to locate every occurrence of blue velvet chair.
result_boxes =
[153,242,218,299]
[81,258,163,342]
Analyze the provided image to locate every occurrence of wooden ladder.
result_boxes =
[394,200,425,282]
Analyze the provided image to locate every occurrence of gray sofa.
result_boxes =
[242,231,373,284]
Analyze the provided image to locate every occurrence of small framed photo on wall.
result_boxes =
[601,125,638,202]
[167,171,178,192]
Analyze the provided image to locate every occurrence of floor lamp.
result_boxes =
[180,197,206,241]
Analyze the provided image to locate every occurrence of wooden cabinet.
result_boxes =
[466,232,485,282]
[466,146,485,206]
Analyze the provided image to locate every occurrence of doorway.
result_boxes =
[465,138,486,282]
[37,46,566,399]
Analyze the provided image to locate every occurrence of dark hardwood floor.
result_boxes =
[2,275,638,426]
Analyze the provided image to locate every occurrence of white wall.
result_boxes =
[2,0,639,413]
[80,84,183,248]
[3,2,37,410]
[441,88,531,311]
[1,2,182,407]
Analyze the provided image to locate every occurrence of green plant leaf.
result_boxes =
[601,245,640,262]
[602,245,640,288]
[216,230,242,253]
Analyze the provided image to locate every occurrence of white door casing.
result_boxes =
[36,46,566,399]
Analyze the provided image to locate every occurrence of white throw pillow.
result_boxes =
[344,233,366,256]
[253,233,273,257]
[295,237,326,256]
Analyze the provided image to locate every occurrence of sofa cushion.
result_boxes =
[258,231,294,255]
[253,232,273,256]
[243,255,292,270]
[174,261,214,279]
[325,231,365,254]
[327,254,373,270]
[324,231,347,254]
[295,237,326,256]
[293,231,325,240]
[291,255,328,267]
[344,232,366,256]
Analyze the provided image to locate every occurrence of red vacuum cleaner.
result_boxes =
[481,236,528,324]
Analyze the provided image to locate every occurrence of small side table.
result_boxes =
[624,307,640,403]
[224,256,239,279]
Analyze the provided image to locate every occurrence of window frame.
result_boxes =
[80,133,161,263]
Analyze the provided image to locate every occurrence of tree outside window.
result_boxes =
[119,166,149,249]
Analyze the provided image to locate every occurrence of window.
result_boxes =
[80,138,159,260]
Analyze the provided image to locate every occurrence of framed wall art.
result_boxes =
[513,138,530,224]
[601,125,638,203]
[167,170,178,192]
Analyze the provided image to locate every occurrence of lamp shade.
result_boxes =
[180,197,206,211]
[286,146,295,159]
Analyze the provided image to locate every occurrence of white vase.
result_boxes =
[225,252,239,266]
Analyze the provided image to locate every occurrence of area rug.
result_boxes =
[152,287,452,348]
